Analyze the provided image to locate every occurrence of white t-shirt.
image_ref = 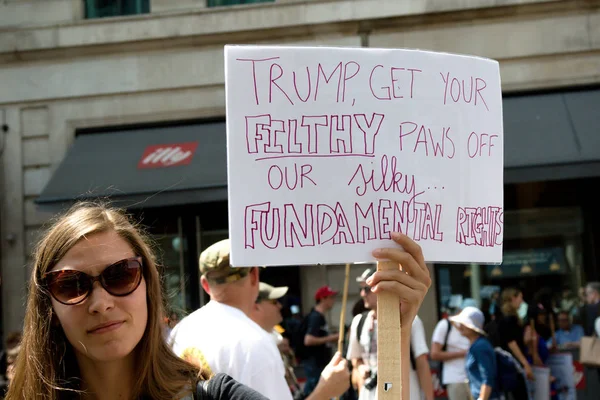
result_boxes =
[346,312,429,400]
[431,318,469,385]
[168,301,292,400]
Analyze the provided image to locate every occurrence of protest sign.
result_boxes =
[225,45,503,267]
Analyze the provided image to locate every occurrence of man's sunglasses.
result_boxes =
[360,286,372,294]
[44,257,143,305]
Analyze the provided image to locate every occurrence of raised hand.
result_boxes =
[367,232,432,327]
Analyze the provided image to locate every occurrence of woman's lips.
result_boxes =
[87,321,124,334]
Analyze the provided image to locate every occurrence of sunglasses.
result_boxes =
[360,286,372,294]
[44,257,143,305]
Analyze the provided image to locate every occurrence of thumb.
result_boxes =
[330,352,343,365]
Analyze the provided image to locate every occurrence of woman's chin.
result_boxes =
[78,341,136,363]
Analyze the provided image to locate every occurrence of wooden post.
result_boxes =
[333,263,352,400]
[338,263,351,354]
[377,260,402,398]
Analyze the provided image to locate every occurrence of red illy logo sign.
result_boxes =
[138,142,199,169]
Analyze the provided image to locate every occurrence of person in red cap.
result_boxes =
[301,285,340,396]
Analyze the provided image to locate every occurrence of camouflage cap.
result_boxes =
[199,239,250,284]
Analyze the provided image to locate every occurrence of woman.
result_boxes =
[492,288,532,398]
[6,202,262,399]
[450,306,500,400]
[7,202,430,399]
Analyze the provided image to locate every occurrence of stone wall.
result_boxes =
[1,0,599,335]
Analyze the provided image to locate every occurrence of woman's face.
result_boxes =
[49,230,148,364]
[511,291,523,309]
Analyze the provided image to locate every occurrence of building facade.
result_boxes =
[1,0,600,348]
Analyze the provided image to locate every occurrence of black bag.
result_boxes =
[493,347,526,395]
[292,313,311,361]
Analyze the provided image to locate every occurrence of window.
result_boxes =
[207,0,275,7]
[84,0,150,19]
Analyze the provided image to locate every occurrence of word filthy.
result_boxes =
[245,113,384,156]
[244,200,443,249]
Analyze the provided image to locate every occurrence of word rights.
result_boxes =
[225,45,504,267]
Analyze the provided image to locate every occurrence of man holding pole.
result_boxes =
[347,265,434,400]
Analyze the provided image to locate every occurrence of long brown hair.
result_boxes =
[7,201,207,399]
[500,287,522,318]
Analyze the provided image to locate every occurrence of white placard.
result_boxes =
[225,45,504,267]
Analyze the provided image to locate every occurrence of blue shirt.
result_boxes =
[466,337,499,399]
[555,325,584,346]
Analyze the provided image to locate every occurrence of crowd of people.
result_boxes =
[429,284,600,400]
[0,201,598,399]
[1,201,431,399]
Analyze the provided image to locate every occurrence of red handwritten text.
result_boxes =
[244,199,444,249]
[347,155,418,197]
[398,121,456,158]
[236,57,361,105]
[456,206,503,247]
[440,72,489,111]
[245,113,384,157]
[369,65,422,100]
[467,132,499,158]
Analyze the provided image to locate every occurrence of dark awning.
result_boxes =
[35,122,227,209]
[504,88,600,183]
[37,89,600,210]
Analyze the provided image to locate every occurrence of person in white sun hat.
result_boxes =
[450,307,501,400]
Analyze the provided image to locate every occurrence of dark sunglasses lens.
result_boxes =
[101,259,142,296]
[47,270,91,305]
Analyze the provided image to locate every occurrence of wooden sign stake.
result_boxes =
[337,263,351,354]
[333,263,351,400]
[377,260,402,399]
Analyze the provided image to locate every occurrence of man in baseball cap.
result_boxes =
[251,282,289,337]
[169,239,293,399]
[315,285,339,302]
[301,285,340,396]
[198,238,251,284]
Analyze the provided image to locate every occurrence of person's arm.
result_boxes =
[412,316,433,400]
[430,342,467,361]
[305,334,337,346]
[473,343,496,400]
[415,354,434,400]
[346,316,367,392]
[350,358,368,393]
[507,341,533,380]
[430,321,466,361]
[306,352,350,400]
[478,384,493,400]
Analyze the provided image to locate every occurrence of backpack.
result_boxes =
[356,311,415,370]
[493,346,524,394]
[292,311,312,361]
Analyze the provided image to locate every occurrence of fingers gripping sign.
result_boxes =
[369,232,432,399]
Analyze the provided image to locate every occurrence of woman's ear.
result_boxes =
[250,267,259,285]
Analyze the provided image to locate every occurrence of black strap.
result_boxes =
[356,311,370,342]
[442,318,452,350]
[438,319,452,388]
[357,311,416,370]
